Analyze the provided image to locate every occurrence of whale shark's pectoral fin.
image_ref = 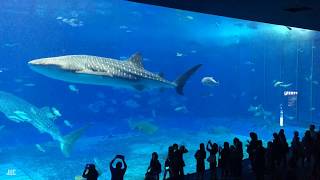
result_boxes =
[133,84,145,91]
[128,52,144,69]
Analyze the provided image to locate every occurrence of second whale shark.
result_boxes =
[28,53,202,95]
[0,91,86,157]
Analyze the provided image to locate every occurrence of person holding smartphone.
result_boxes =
[82,164,99,180]
[110,155,127,180]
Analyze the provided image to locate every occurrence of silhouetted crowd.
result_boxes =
[81,124,320,180]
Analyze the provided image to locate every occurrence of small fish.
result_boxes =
[176,52,183,57]
[60,17,83,27]
[119,25,128,29]
[24,83,35,87]
[273,81,284,87]
[191,50,197,53]
[273,81,292,88]
[201,77,219,87]
[64,120,73,128]
[284,115,295,120]
[312,81,319,85]
[174,106,188,113]
[68,84,79,93]
[56,16,63,20]
[253,96,258,100]
[279,83,293,88]
[51,107,62,117]
[3,43,19,48]
[248,104,263,113]
[35,144,46,153]
[186,15,194,20]
[310,107,316,111]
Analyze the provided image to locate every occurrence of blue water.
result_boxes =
[0,0,320,179]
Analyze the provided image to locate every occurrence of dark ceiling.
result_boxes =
[127,0,320,31]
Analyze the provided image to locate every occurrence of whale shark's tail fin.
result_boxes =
[60,126,88,157]
[175,64,202,95]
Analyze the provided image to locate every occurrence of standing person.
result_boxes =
[229,145,237,177]
[291,131,303,167]
[164,146,174,180]
[311,133,320,179]
[82,164,99,180]
[172,144,180,179]
[302,130,313,166]
[265,141,274,175]
[254,140,266,180]
[206,140,218,179]
[220,142,230,177]
[309,124,317,141]
[145,152,162,180]
[272,132,281,167]
[247,132,259,171]
[278,129,289,167]
[195,143,206,180]
[177,145,188,178]
[110,155,127,180]
[233,137,243,177]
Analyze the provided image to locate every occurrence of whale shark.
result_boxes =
[28,53,202,95]
[0,91,86,157]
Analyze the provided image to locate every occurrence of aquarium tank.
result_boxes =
[0,0,319,179]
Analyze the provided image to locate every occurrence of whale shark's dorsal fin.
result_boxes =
[128,53,143,69]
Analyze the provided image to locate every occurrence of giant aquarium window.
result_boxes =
[0,0,319,179]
